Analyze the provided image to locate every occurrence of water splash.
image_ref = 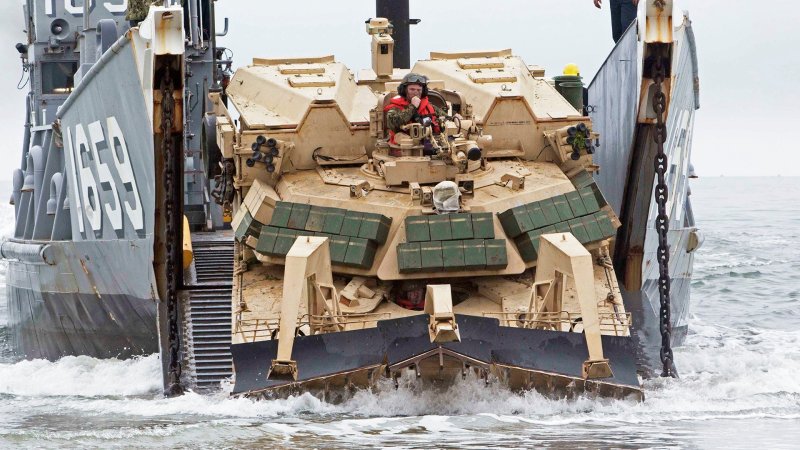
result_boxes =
[0,354,162,397]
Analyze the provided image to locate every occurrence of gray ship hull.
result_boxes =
[4,7,177,361]
[6,286,156,359]
[4,239,158,360]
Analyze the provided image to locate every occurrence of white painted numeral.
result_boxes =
[104,0,128,14]
[88,120,123,231]
[64,127,85,233]
[107,117,144,231]
[65,0,92,16]
[73,124,102,232]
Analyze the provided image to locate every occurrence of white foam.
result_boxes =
[0,354,161,397]
[59,390,341,419]
[327,372,634,420]
[2,321,797,426]
[417,415,462,433]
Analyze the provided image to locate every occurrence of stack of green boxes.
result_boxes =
[397,212,508,273]
[254,201,392,269]
[499,180,616,262]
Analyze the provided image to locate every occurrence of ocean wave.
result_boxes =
[1,327,796,424]
[694,255,778,271]
[57,390,340,419]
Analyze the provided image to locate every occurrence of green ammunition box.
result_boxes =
[595,211,616,238]
[442,240,465,270]
[256,225,280,255]
[582,216,604,243]
[397,242,423,273]
[273,228,300,256]
[485,239,508,269]
[552,195,573,222]
[450,213,474,240]
[570,170,594,190]
[235,212,262,242]
[539,198,561,226]
[329,235,350,264]
[565,191,588,217]
[304,206,329,232]
[420,241,444,271]
[540,225,557,236]
[234,211,252,242]
[322,207,346,235]
[269,201,292,228]
[568,218,590,244]
[287,203,311,230]
[498,206,534,238]
[463,239,487,270]
[471,212,495,239]
[358,213,392,244]
[428,214,453,241]
[579,186,601,212]
[589,184,608,208]
[405,215,430,242]
[526,202,549,229]
[554,221,571,234]
[515,231,540,262]
[344,237,377,269]
[340,210,364,237]
[250,217,264,237]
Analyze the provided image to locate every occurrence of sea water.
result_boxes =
[1,177,798,449]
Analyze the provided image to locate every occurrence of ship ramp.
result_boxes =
[183,233,234,389]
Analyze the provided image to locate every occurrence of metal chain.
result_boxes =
[211,159,235,214]
[652,54,675,378]
[162,69,184,396]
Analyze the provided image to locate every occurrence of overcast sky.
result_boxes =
[1,0,799,180]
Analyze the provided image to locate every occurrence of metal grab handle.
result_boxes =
[216,17,229,37]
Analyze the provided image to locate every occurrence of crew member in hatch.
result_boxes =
[384,73,446,145]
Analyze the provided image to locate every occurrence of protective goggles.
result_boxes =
[404,74,429,84]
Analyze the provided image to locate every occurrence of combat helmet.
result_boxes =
[398,72,429,97]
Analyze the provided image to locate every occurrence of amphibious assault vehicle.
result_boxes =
[208,2,701,399]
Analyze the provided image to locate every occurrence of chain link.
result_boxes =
[652,53,675,378]
[211,159,235,219]
[162,69,184,396]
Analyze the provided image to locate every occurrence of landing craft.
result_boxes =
[2,0,232,392]
[2,0,700,400]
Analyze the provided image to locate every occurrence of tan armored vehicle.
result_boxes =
[208,17,640,399]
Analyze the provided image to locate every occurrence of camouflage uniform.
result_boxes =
[126,0,163,22]
[386,101,447,133]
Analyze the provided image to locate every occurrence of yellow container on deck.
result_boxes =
[183,216,193,270]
